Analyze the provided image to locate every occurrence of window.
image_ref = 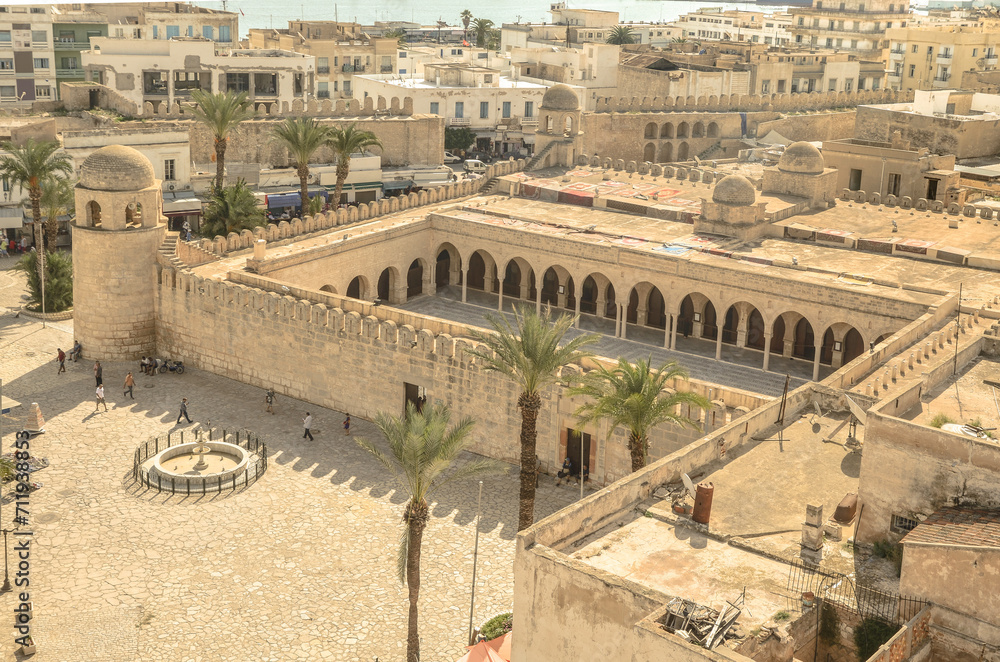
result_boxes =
[317,57,330,74]
[891,514,918,533]
[927,46,933,54]
[317,82,329,98]
[219,26,231,42]
[203,26,213,39]
[483,74,492,83]
[973,48,978,57]
[912,44,917,53]
[887,173,901,196]
[166,25,180,39]
[35,85,50,98]
[524,101,533,117]
[343,80,351,95]
[477,52,487,59]
[226,72,250,93]
[0,59,12,70]
[909,64,915,77]
[33,58,49,69]
[164,159,176,181]
[761,79,771,93]
[777,79,786,93]
[455,101,464,118]
[398,68,407,74]
[153,26,158,39]
[174,71,203,92]
[480,101,489,118]
[845,78,853,92]
[502,101,511,118]
[60,57,78,70]
[429,101,439,114]
[797,17,804,25]
[0,86,15,98]
[0,31,11,43]
[254,72,277,95]
[828,78,838,91]
[187,26,193,37]
[333,81,338,92]
[399,51,407,58]
[31,30,46,43]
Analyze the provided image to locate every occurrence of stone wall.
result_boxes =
[593,88,909,114]
[755,111,857,143]
[901,547,999,629]
[854,104,1000,160]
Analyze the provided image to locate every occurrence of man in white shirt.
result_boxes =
[302,412,314,441]
[95,385,107,412]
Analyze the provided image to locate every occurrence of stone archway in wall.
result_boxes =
[406,259,425,299]
[643,143,656,162]
[677,121,690,138]
[466,249,497,292]
[661,122,674,139]
[659,143,673,163]
[320,284,337,294]
[707,122,719,138]
[843,327,865,364]
[347,275,369,300]
[87,200,102,227]
[435,243,462,288]
[644,122,657,139]
[677,142,690,160]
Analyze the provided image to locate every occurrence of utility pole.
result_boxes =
[954,282,962,374]
[467,480,483,645]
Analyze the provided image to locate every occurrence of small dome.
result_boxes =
[79,145,156,192]
[541,84,580,111]
[778,141,825,174]
[712,175,756,206]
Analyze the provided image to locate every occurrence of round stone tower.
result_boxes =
[72,145,166,360]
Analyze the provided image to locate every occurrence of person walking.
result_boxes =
[56,348,66,374]
[123,372,135,400]
[95,385,107,412]
[94,361,103,387]
[176,397,192,424]
[343,414,351,436]
[302,412,314,441]
[265,388,275,415]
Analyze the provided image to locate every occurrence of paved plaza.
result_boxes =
[0,263,583,661]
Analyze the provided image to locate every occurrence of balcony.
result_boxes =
[342,64,366,73]
[448,117,471,126]
[932,75,951,88]
[56,67,84,78]
[317,66,330,74]
[54,40,91,50]
[317,90,330,99]
[888,73,901,83]
[520,117,538,126]
[937,53,953,64]
[380,65,393,73]
[889,50,904,60]
[987,56,998,66]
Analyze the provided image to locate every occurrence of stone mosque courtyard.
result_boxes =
[0,262,581,661]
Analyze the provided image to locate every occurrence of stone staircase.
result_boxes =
[525,141,558,171]
[157,232,183,269]
[479,176,501,195]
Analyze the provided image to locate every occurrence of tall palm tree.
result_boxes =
[327,123,383,207]
[569,357,711,472]
[606,25,636,45]
[38,176,74,249]
[465,305,599,530]
[471,17,494,48]
[188,89,255,191]
[461,9,473,41]
[271,117,331,216]
[200,179,266,238]
[357,403,507,662]
[0,139,72,246]
[384,27,408,48]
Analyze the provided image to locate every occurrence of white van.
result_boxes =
[463,159,488,175]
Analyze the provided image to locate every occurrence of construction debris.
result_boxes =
[661,591,744,650]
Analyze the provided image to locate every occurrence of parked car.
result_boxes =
[463,159,488,175]
[443,151,461,164]
[466,151,494,163]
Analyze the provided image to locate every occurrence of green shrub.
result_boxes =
[773,610,790,622]
[13,248,73,313]
[872,539,903,577]
[853,618,898,661]
[929,413,953,428]
[479,612,512,640]
[819,603,840,645]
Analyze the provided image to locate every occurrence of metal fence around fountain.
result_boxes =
[132,429,268,495]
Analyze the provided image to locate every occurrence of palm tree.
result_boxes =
[465,305,599,530]
[384,27,407,48]
[327,123,383,207]
[0,139,72,246]
[38,176,75,249]
[471,17,494,48]
[271,117,331,216]
[188,89,255,191]
[486,28,502,51]
[357,403,507,662]
[200,179,266,238]
[461,9,473,41]
[569,357,711,472]
[14,248,73,313]
[606,25,636,45]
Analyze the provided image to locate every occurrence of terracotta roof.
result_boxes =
[902,508,1000,548]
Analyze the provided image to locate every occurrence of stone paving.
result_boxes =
[0,261,584,661]
[399,287,816,398]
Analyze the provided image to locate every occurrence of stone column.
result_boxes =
[425,259,436,295]
[664,317,671,348]
[736,316,748,348]
[715,329,723,360]
[614,304,621,338]
[461,266,469,303]
[762,332,772,371]
[783,339,794,358]
[498,286,503,311]
[535,284,543,315]
[620,304,627,340]
[637,305,648,327]
[574,295,582,329]
[595,295,606,320]
[812,345,822,381]
[670,313,678,350]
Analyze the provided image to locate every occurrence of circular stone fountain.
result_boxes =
[147,429,251,490]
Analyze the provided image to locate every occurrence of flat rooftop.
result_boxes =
[356,75,548,89]
[566,410,862,630]
[902,355,1000,433]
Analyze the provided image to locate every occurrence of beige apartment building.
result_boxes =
[789,0,911,54]
[885,25,1000,91]
[749,49,886,94]
[248,21,396,101]
[0,4,54,106]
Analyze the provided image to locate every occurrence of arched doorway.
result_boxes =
[722,306,739,345]
[541,267,559,306]
[677,121,690,138]
[707,122,719,138]
[843,328,864,364]
[467,251,487,290]
[647,287,666,329]
[659,143,673,163]
[660,123,674,139]
[702,301,717,340]
[644,122,657,139]
[347,276,366,299]
[693,121,705,138]
[605,283,616,318]
[503,261,523,298]
[747,309,765,350]
[820,327,835,365]
[643,142,656,162]
[771,316,786,355]
[320,284,336,294]
[580,276,598,314]
[626,289,639,324]
[435,245,460,288]
[406,259,423,299]
[377,268,394,301]
[87,201,102,227]
[678,295,695,337]
[677,142,690,160]
[793,318,815,360]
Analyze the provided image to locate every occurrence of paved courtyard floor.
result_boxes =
[0,262,583,661]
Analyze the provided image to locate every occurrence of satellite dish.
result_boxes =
[682,472,696,498]
[845,396,867,426]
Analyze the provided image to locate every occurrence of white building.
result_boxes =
[509,43,618,109]
[397,45,508,78]
[667,8,793,47]
[353,63,577,155]
[82,37,315,112]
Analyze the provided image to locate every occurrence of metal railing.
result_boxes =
[317,66,330,74]
[133,428,268,495]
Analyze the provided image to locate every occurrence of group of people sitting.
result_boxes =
[139,356,161,375]
[555,456,589,487]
